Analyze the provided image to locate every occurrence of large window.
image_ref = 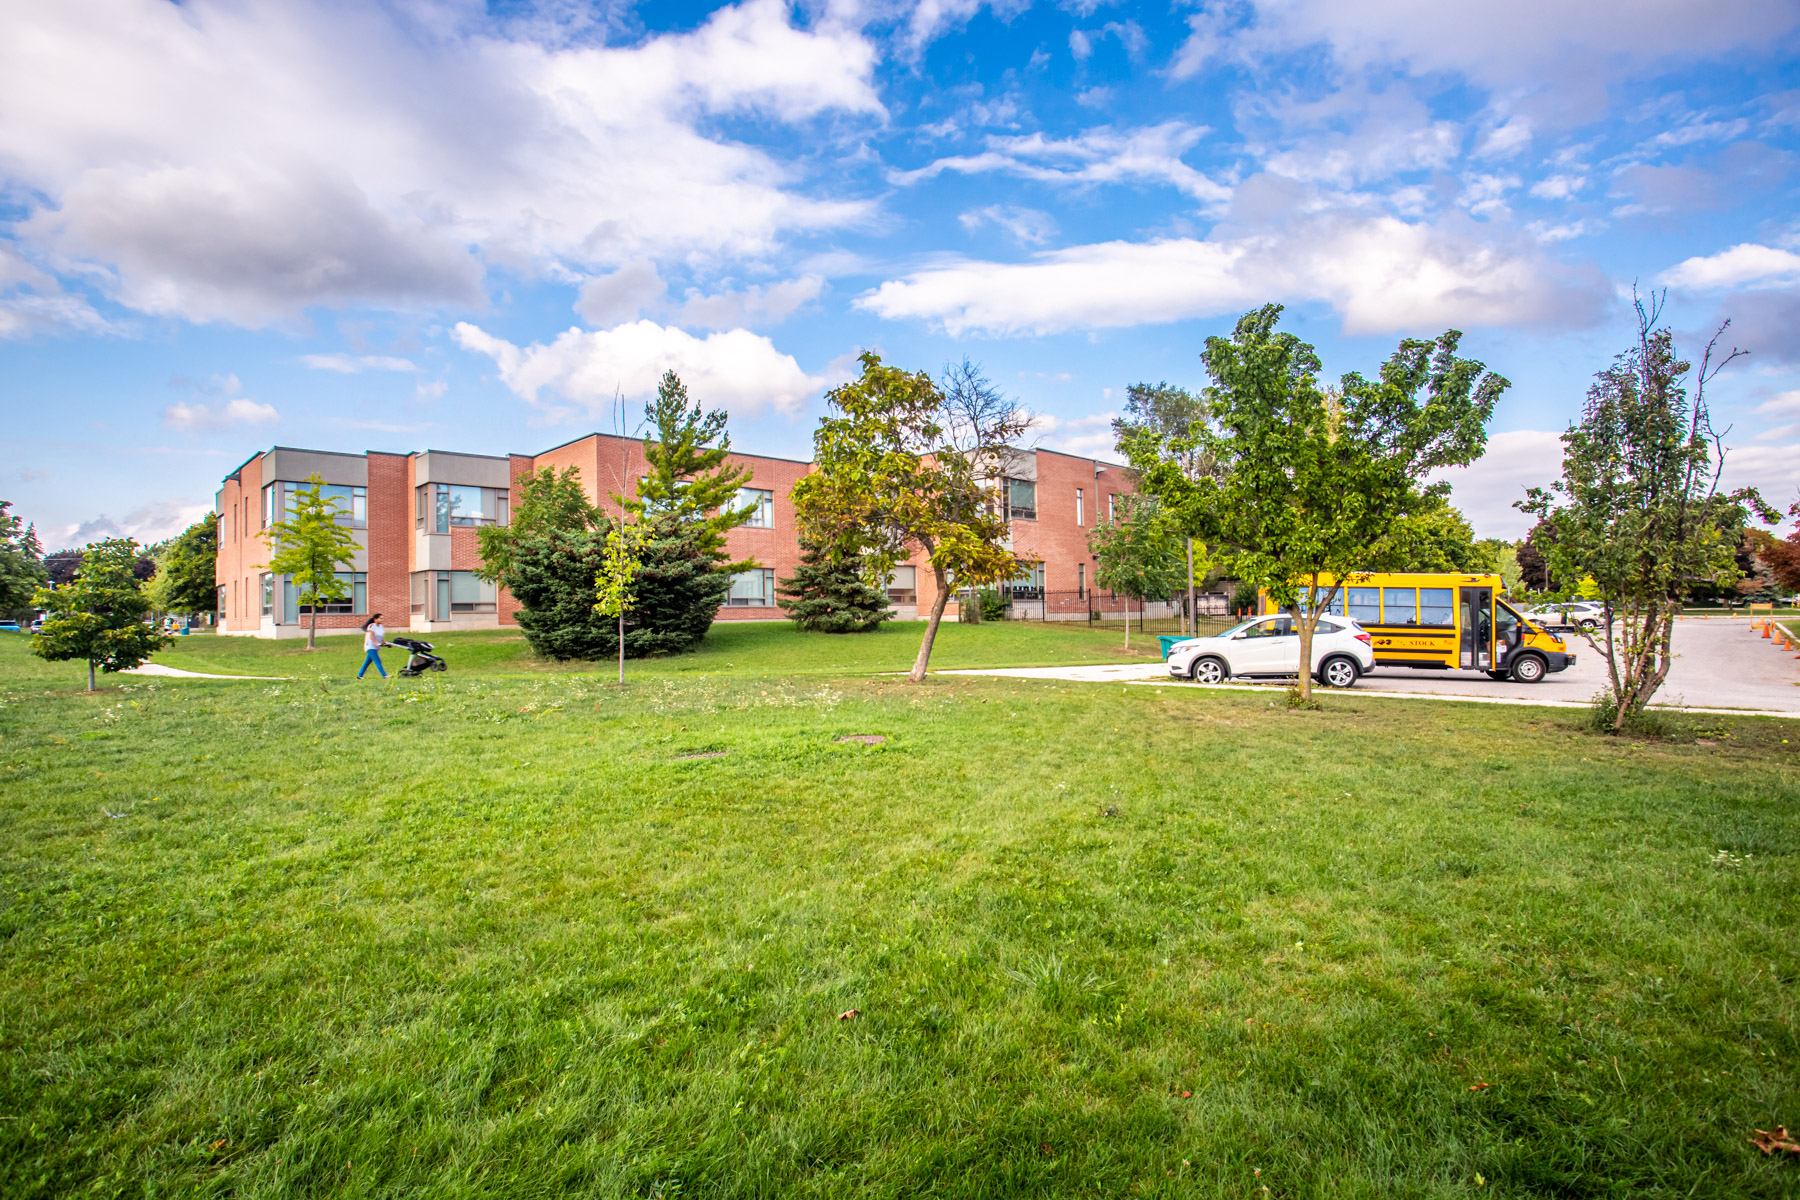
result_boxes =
[271,481,366,527]
[1003,561,1045,600]
[447,571,495,613]
[1419,587,1454,626]
[282,572,367,619]
[1004,477,1036,521]
[418,483,508,531]
[260,573,273,616]
[887,565,917,605]
[727,568,775,606]
[410,571,427,617]
[737,487,774,528]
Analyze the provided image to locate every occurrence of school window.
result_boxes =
[418,483,508,531]
[737,487,775,528]
[272,481,367,527]
[1077,563,1085,599]
[886,565,917,605]
[726,567,776,606]
[1108,492,1116,520]
[261,483,274,528]
[1003,477,1036,521]
[284,572,367,619]
[1003,561,1044,600]
[410,572,428,617]
[260,573,273,616]
[447,571,496,613]
[1075,487,1084,526]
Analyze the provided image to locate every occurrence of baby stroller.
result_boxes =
[390,636,447,677]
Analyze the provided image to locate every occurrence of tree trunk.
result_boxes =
[1290,603,1315,702]
[88,660,96,692]
[618,611,625,684]
[307,601,318,650]
[1123,603,1130,652]
[908,567,953,683]
[1186,538,1195,638]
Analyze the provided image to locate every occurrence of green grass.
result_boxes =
[1,631,1798,1197]
[137,619,1189,683]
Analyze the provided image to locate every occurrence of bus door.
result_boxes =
[1458,587,1493,670]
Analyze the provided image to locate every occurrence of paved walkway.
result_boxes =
[939,618,1800,719]
[125,663,283,680]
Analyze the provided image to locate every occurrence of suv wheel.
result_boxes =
[1319,656,1359,689]
[1510,654,1547,684]
[1190,657,1227,684]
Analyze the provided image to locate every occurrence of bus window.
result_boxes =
[1495,603,1521,640]
[1347,587,1380,623]
[1419,587,1454,625]
[1382,587,1418,625]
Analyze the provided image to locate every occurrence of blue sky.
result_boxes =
[2,0,1797,546]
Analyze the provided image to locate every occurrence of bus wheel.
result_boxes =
[1510,654,1547,684]
[1320,656,1359,689]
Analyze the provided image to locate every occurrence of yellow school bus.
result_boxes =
[1260,572,1575,683]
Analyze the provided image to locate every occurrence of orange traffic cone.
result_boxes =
[1763,622,1773,638]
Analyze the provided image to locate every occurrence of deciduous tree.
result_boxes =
[30,538,169,690]
[1111,382,1214,634]
[1521,293,1775,731]
[263,474,359,649]
[594,518,648,683]
[793,354,1027,683]
[146,512,219,617]
[0,500,47,621]
[1125,304,1505,702]
[1088,494,1186,650]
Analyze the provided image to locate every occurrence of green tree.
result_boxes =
[1521,294,1774,731]
[30,538,170,691]
[1376,495,1485,572]
[594,518,648,683]
[1111,382,1215,634]
[792,353,1028,683]
[146,511,219,618]
[630,370,755,566]
[475,465,601,584]
[1125,305,1505,702]
[1087,494,1185,650]
[0,500,47,621]
[263,474,359,649]
[777,538,894,633]
[1476,539,1523,594]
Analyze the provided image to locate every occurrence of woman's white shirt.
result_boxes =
[365,623,385,650]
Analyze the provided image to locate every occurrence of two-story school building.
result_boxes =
[212,433,1134,638]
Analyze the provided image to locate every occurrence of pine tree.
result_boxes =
[777,538,894,633]
[630,370,755,566]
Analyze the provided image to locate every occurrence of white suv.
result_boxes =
[1166,614,1376,688]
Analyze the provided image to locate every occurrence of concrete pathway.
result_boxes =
[939,618,1800,719]
[125,663,284,680]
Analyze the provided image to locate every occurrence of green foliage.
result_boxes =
[777,538,894,633]
[1521,295,1775,730]
[978,587,1006,622]
[593,520,648,626]
[1376,496,1485,572]
[1125,304,1504,698]
[476,465,600,584]
[1476,539,1523,594]
[264,474,359,648]
[793,353,1028,681]
[146,511,219,615]
[1110,381,1211,482]
[0,500,46,619]
[1088,494,1186,604]
[630,370,755,566]
[510,518,732,661]
[29,538,169,689]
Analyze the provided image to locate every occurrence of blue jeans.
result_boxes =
[359,648,386,678]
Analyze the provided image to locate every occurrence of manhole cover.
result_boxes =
[836,734,886,745]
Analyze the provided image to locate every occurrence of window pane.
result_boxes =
[435,484,450,533]
[727,568,774,605]
[448,570,493,603]
[1419,587,1454,625]
[437,577,449,618]
[1006,478,1036,518]
[494,492,509,526]
[1347,587,1380,623]
[447,484,485,524]
[736,488,774,528]
[1382,587,1418,624]
[416,486,427,528]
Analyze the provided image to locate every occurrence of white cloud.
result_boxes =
[675,276,824,329]
[300,353,418,373]
[1528,174,1587,200]
[1251,87,1462,187]
[1754,390,1800,417]
[0,241,110,338]
[575,262,668,327]
[858,213,1608,336]
[0,0,883,325]
[1429,429,1566,539]
[162,397,280,432]
[1659,243,1800,291]
[959,204,1058,245]
[454,319,821,419]
[1030,411,1119,459]
[59,497,212,548]
[892,123,1230,203]
[1472,117,1533,160]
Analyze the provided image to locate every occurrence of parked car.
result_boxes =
[1166,614,1376,687]
[1522,600,1605,632]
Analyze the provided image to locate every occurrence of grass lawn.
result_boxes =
[1,628,1798,1197]
[139,618,1188,682]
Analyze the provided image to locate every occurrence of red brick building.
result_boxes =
[213,436,1134,637]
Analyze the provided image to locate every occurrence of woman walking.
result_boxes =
[358,613,388,679]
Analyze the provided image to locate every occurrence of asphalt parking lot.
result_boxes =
[942,618,1800,717]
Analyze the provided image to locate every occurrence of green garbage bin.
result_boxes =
[1158,634,1183,660]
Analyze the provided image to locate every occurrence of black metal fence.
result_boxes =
[973,588,1243,637]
